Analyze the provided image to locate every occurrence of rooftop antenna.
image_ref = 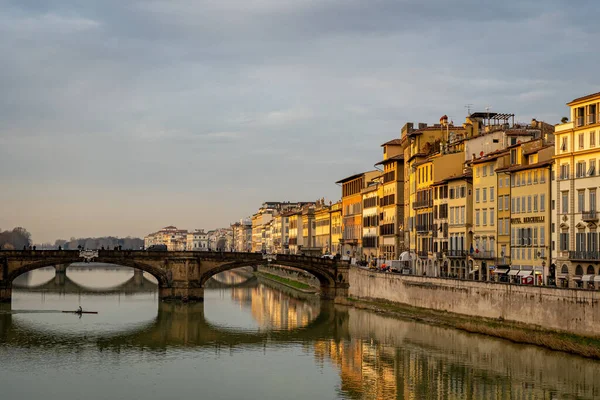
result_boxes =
[464,104,473,116]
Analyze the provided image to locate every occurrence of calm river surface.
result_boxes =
[1,266,600,400]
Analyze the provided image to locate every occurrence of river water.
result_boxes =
[1,266,599,400]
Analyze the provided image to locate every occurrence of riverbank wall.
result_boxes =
[348,267,600,338]
[257,265,320,288]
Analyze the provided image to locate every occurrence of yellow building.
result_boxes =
[553,91,600,288]
[314,201,332,254]
[445,173,473,278]
[497,139,553,285]
[329,201,343,256]
[375,138,405,260]
[287,210,302,255]
[336,171,379,260]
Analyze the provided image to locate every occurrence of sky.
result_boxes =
[0,0,598,243]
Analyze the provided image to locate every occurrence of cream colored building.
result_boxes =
[361,182,379,260]
[553,91,600,288]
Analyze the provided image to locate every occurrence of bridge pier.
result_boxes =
[0,285,11,303]
[159,285,204,302]
[133,269,144,285]
[320,285,349,303]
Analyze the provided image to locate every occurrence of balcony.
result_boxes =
[568,250,597,261]
[416,225,432,233]
[417,250,429,258]
[569,251,600,261]
[446,250,467,258]
[472,250,495,259]
[412,199,433,210]
[582,211,598,222]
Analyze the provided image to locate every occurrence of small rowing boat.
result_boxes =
[61,311,99,314]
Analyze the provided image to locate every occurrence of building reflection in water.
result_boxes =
[314,308,600,400]
[212,270,319,331]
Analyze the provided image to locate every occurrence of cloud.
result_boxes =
[0,0,598,242]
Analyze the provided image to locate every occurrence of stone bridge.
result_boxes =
[0,250,350,302]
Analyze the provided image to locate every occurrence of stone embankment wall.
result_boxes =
[257,265,320,288]
[349,267,600,337]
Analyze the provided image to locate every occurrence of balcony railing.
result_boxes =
[417,250,429,258]
[569,251,600,260]
[472,250,495,259]
[582,211,598,222]
[412,199,433,209]
[446,250,467,258]
[416,225,432,233]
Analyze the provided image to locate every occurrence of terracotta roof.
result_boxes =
[381,138,403,146]
[567,91,600,106]
[496,159,553,173]
[469,149,509,165]
[374,154,404,166]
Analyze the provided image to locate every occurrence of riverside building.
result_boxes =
[553,91,600,288]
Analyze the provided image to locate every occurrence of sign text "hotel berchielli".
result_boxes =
[511,216,545,224]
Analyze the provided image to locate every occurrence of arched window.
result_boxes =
[561,264,569,274]
[587,265,595,275]
[576,265,584,276]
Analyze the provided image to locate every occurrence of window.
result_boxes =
[540,194,545,212]
[476,167,480,177]
[528,171,532,185]
[498,219,503,235]
[589,160,596,176]
[560,164,570,180]
[489,164,494,176]
[521,197,526,213]
[590,189,597,212]
[483,209,487,225]
[540,170,546,183]
[540,227,546,247]
[510,149,517,164]
[475,188,480,203]
[562,192,568,214]
[527,196,532,213]
[499,178,503,188]
[516,197,521,213]
[577,161,586,178]
[512,197,516,212]
[505,177,509,187]
[460,186,466,198]
[483,166,487,177]
[449,207,454,224]
[591,131,596,148]
[475,210,480,226]
[490,209,494,225]
[578,190,585,213]
[505,195,510,211]
[579,133,585,149]
[498,197,503,211]
[533,170,538,184]
[490,187,494,201]
[534,227,538,246]
[533,194,538,212]
[460,206,465,224]
[561,136,568,151]
[483,188,487,202]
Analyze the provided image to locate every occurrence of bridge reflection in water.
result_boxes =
[2,270,600,399]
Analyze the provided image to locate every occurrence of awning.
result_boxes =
[573,276,582,281]
[594,276,600,282]
[582,275,594,282]
[517,270,532,276]
[508,270,520,276]
[494,268,509,274]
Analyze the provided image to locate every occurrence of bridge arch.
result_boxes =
[5,259,169,289]
[199,260,336,289]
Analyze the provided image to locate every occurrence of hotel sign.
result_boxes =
[511,216,545,224]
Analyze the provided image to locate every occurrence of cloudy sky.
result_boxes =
[0,0,597,243]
